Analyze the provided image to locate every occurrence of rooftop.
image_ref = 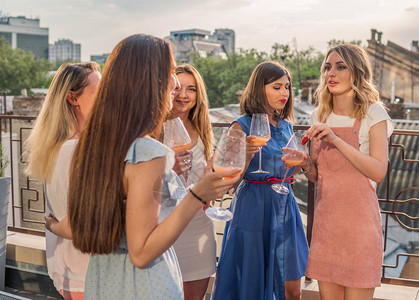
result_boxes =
[170,29,211,36]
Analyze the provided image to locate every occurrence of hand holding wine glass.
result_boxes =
[172,150,193,176]
[205,128,246,222]
[249,113,271,174]
[272,132,307,194]
[164,117,193,180]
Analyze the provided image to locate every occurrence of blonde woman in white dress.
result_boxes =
[25,62,101,299]
[169,64,216,300]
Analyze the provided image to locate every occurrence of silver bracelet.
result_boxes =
[301,157,312,174]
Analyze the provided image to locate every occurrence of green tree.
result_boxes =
[52,58,82,70]
[270,43,295,63]
[247,44,324,90]
[190,43,326,107]
[191,49,267,107]
[271,44,324,89]
[0,37,52,95]
[327,39,363,48]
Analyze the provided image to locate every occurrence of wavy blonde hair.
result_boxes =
[315,44,382,122]
[169,64,213,161]
[25,62,100,182]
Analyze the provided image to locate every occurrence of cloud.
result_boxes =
[2,0,418,60]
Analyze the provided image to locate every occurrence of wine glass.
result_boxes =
[250,113,271,174]
[163,117,192,180]
[163,117,192,152]
[205,128,246,222]
[272,132,306,194]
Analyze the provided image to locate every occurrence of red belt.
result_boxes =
[245,178,295,184]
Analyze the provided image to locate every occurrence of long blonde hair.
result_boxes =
[169,64,213,161]
[25,62,100,182]
[240,61,295,123]
[315,44,381,122]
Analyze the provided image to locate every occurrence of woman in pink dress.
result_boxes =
[297,44,393,299]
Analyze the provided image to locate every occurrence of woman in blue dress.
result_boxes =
[212,61,309,300]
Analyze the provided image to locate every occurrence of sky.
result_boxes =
[2,0,419,61]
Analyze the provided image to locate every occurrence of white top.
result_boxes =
[173,137,217,281]
[45,139,90,292]
[310,102,394,188]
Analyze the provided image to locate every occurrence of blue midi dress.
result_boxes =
[211,115,309,300]
[84,138,187,300]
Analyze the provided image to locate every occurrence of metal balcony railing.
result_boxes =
[1,115,418,287]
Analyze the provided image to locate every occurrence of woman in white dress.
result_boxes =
[25,62,101,299]
[168,64,216,300]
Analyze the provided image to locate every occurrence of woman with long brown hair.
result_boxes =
[168,64,216,300]
[67,34,239,299]
[212,61,309,300]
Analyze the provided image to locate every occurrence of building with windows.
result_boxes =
[165,28,235,63]
[48,39,81,62]
[210,28,235,54]
[0,16,49,59]
[90,53,110,64]
[367,29,419,104]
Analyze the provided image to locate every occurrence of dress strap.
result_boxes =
[352,119,362,134]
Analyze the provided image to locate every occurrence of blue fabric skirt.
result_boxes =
[211,181,308,300]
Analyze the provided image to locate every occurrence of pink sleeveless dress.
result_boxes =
[305,119,383,288]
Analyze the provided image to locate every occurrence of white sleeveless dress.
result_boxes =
[173,138,217,281]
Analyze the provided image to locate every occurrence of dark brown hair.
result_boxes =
[240,61,295,123]
[68,34,174,254]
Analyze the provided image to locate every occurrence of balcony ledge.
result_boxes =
[6,231,419,300]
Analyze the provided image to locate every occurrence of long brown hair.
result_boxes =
[168,64,213,161]
[68,34,174,254]
[25,62,100,182]
[315,44,382,122]
[240,61,295,123]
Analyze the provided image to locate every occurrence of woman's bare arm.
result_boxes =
[124,156,239,269]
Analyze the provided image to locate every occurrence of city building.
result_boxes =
[165,28,235,63]
[48,39,81,62]
[210,28,235,54]
[0,15,48,59]
[367,29,419,104]
[90,53,110,64]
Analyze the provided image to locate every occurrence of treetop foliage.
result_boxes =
[0,36,364,106]
[0,37,52,95]
[191,42,325,108]
[327,39,363,48]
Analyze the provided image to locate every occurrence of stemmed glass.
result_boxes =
[205,128,246,222]
[163,117,192,180]
[272,132,306,194]
[164,117,192,152]
[250,113,271,173]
